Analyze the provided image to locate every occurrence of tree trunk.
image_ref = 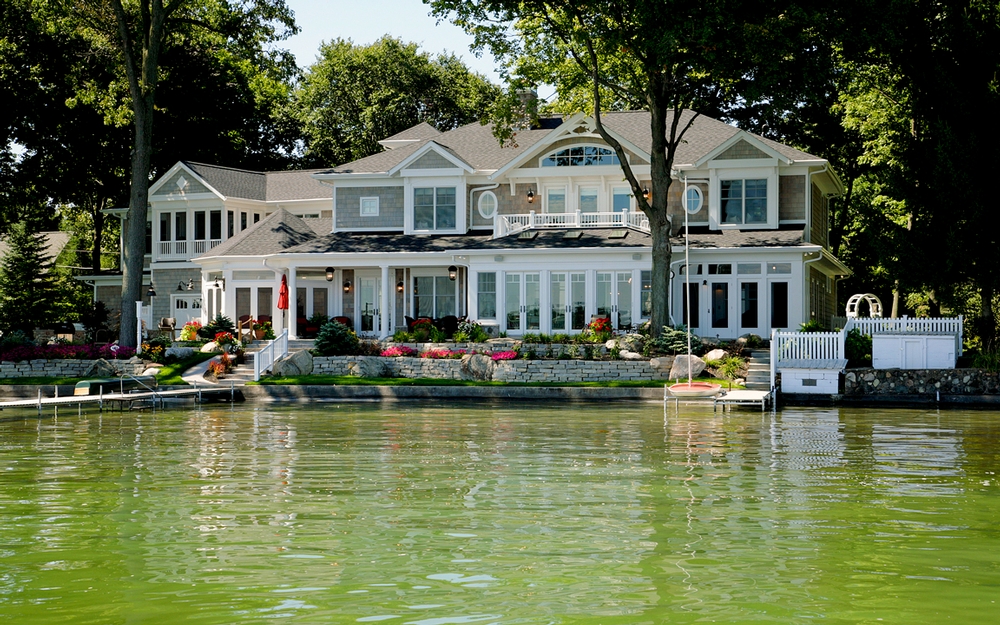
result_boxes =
[119,96,154,346]
[91,198,106,274]
[644,90,673,335]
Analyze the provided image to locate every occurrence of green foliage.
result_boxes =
[198,314,235,339]
[0,330,35,352]
[971,347,1000,372]
[646,326,701,355]
[393,329,414,342]
[708,356,746,381]
[844,329,873,368]
[799,319,828,333]
[313,320,360,356]
[456,319,490,343]
[0,222,57,335]
[291,36,499,166]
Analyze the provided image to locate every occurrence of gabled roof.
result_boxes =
[319,110,824,178]
[0,231,72,266]
[382,121,441,142]
[196,208,322,259]
[180,162,331,202]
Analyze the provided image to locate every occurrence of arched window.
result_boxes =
[541,145,621,167]
[477,191,498,219]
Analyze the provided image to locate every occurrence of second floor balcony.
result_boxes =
[158,238,223,261]
[493,210,650,239]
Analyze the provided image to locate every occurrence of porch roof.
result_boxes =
[672,226,808,248]
[194,208,328,258]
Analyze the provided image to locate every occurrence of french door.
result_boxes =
[357,274,382,335]
[505,273,540,334]
[597,271,634,330]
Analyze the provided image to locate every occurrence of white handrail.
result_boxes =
[773,330,845,362]
[253,329,289,381]
[493,211,650,239]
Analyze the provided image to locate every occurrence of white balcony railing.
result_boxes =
[158,239,222,259]
[493,210,650,239]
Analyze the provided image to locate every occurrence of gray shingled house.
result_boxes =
[85,110,850,339]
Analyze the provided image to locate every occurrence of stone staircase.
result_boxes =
[745,349,772,391]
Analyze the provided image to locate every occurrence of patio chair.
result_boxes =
[333,316,351,327]
[436,315,459,337]
[158,317,177,341]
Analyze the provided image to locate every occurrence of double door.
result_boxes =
[506,273,540,333]
[597,272,633,330]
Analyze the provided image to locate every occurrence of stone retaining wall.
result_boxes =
[844,368,1000,396]
[0,358,145,379]
[382,342,611,357]
[313,355,674,383]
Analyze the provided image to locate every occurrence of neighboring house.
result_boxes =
[0,230,72,268]
[96,111,850,339]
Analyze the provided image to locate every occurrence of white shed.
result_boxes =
[778,358,847,394]
[872,333,957,370]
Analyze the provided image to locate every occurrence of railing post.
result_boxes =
[575,210,581,228]
[770,329,777,394]
[529,210,536,228]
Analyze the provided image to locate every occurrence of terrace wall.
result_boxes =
[0,358,146,379]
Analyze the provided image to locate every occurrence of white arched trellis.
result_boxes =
[845,293,883,318]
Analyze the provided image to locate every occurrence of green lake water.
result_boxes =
[1,402,998,624]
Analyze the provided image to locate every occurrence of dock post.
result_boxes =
[99,386,103,412]
[37,389,41,415]
[230,381,234,403]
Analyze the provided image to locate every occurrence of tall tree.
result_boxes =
[291,36,500,166]
[430,0,827,335]
[0,222,57,335]
[66,0,297,346]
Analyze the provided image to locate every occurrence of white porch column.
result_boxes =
[272,270,284,336]
[380,264,391,338]
[288,266,298,339]
[222,269,234,320]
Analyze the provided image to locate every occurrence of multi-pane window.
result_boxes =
[541,146,621,167]
[721,179,767,224]
[415,276,456,317]
[579,187,598,212]
[612,188,631,213]
[546,188,566,213]
[360,197,379,216]
[477,272,496,319]
[414,187,456,230]
[640,270,652,317]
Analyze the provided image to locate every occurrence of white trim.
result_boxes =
[389,141,474,175]
[148,162,226,201]
[360,196,379,217]
[477,190,498,219]
[694,131,791,168]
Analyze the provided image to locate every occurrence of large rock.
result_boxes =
[669,354,706,380]
[347,356,386,378]
[165,346,194,360]
[620,350,646,361]
[83,358,118,377]
[272,350,314,377]
[461,353,495,380]
[621,333,645,352]
[703,348,727,362]
[200,342,222,354]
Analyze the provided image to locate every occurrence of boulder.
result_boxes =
[669,354,706,380]
[703,348,727,362]
[165,346,194,360]
[650,356,674,369]
[621,333,645,352]
[461,353,495,381]
[272,350,314,377]
[605,339,618,350]
[620,350,645,361]
[83,358,118,377]
[200,341,222,354]
[347,356,386,378]
[140,366,162,377]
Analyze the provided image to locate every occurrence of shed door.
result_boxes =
[903,339,923,369]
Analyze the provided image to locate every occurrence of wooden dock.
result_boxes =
[0,384,243,414]
[663,386,773,412]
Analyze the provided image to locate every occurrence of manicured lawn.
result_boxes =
[154,352,216,385]
[0,376,87,386]
[252,374,741,389]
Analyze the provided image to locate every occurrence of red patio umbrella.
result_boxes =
[277,274,289,310]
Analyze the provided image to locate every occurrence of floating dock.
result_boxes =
[0,384,243,414]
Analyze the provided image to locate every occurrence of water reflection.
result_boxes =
[0,404,997,624]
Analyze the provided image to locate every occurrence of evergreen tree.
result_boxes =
[0,222,57,335]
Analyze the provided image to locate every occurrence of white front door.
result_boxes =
[357,274,381,335]
[171,294,202,326]
[504,273,540,334]
[596,271,634,330]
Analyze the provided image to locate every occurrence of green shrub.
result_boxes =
[646,325,697,355]
[393,329,413,342]
[314,320,359,356]
[844,329,873,367]
[715,355,746,380]
[456,319,489,343]
[799,319,827,333]
[971,347,1000,371]
[551,333,571,344]
[198,314,234,339]
[522,333,541,344]
[0,329,35,352]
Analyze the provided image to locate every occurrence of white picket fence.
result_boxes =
[253,329,289,381]
[768,315,964,392]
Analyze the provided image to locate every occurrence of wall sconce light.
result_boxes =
[526,189,535,204]
[642,186,650,200]
[213,278,225,290]
[187,278,194,290]
[448,265,458,281]
[177,281,185,292]
[396,281,404,293]
[343,280,352,293]
[702,279,707,286]
[146,283,156,297]
[178,279,194,291]
[325,266,335,282]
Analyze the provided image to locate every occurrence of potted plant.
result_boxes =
[251,319,267,340]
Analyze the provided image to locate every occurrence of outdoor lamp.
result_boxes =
[642,186,650,200]
[396,281,404,293]
[325,267,335,282]
[177,282,185,291]
[186,279,194,290]
[448,265,458,281]
[146,284,156,297]
[343,280,352,293]
[526,189,535,203]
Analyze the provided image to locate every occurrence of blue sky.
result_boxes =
[280,0,502,80]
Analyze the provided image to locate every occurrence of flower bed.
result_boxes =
[0,344,136,362]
